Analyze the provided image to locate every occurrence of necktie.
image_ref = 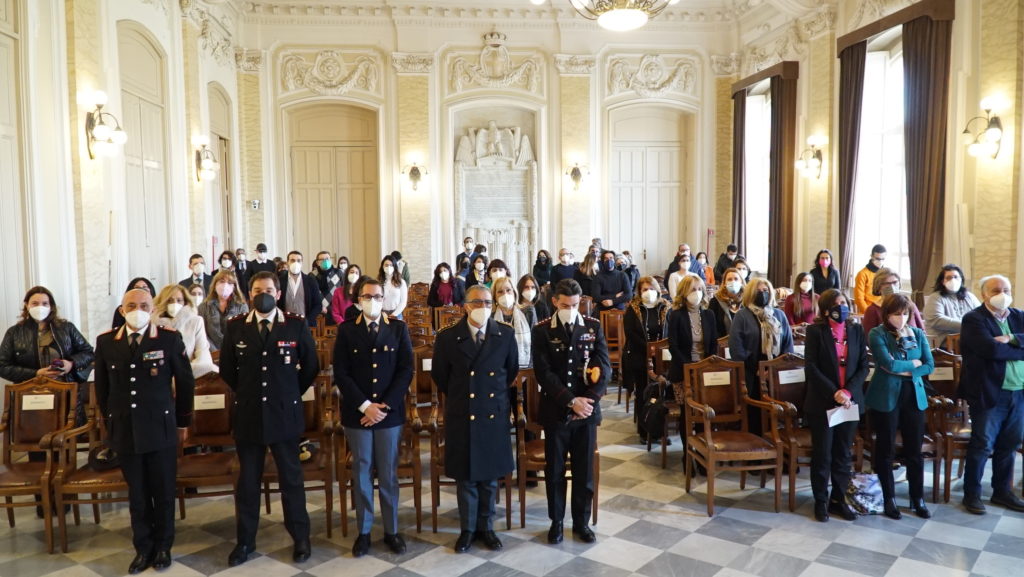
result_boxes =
[260,319,270,343]
[369,321,378,337]
[129,333,140,356]
[475,329,484,349]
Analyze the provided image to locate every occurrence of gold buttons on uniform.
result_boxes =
[469,394,475,399]
[131,404,137,408]
[130,364,136,369]
[373,363,378,368]
[470,415,476,420]
[372,378,378,383]
[489,372,495,376]
[470,371,475,376]
[131,391,136,395]
[489,393,494,398]
[130,377,136,382]
[489,414,494,419]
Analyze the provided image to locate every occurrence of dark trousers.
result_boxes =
[543,419,595,527]
[869,381,925,502]
[807,414,856,503]
[456,479,498,532]
[235,439,310,546]
[745,363,764,435]
[120,446,177,555]
[964,388,1024,498]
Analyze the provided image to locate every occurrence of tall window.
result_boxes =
[744,86,771,273]
[853,45,910,279]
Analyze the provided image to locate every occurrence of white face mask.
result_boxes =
[288,262,302,275]
[383,266,395,276]
[559,255,570,265]
[469,306,490,326]
[465,242,474,250]
[521,289,536,302]
[737,269,749,280]
[727,253,737,261]
[557,307,578,326]
[361,298,383,319]
[190,295,203,307]
[191,263,205,276]
[490,270,506,279]
[990,292,1013,311]
[888,313,909,330]
[165,302,183,318]
[475,262,486,272]
[686,291,703,306]
[257,251,267,261]
[28,305,50,322]
[944,278,962,293]
[347,272,360,284]
[642,289,659,307]
[440,270,451,281]
[216,284,234,299]
[726,281,743,294]
[124,309,150,330]
[680,261,691,271]
[800,281,813,293]
[498,294,516,308]
[221,259,233,269]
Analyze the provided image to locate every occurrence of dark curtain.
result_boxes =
[731,92,746,255]
[903,16,952,307]
[768,75,797,289]
[837,42,867,296]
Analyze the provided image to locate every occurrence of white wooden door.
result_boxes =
[0,22,27,345]
[122,91,170,287]
[608,145,680,277]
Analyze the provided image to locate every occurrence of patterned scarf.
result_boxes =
[749,304,782,359]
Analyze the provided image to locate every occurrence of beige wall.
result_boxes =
[397,74,432,281]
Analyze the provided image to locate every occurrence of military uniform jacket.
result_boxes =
[95,324,195,455]
[432,317,518,481]
[333,314,414,429]
[530,314,611,428]
[219,309,319,445]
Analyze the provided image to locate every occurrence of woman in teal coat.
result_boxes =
[866,294,934,520]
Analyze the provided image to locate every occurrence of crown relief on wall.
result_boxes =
[446,31,543,97]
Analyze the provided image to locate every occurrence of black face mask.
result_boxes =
[538,256,548,264]
[754,290,772,308]
[253,293,276,314]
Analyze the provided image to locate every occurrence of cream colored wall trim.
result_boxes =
[392,53,434,74]
[280,49,383,98]
[554,54,595,76]
[234,47,264,73]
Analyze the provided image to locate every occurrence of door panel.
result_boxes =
[609,144,680,278]
[122,91,169,286]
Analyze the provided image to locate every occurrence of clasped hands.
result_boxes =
[360,403,390,427]
[568,396,595,421]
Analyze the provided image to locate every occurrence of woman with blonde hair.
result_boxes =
[668,274,719,384]
[153,284,216,377]
[573,251,600,297]
[491,276,533,368]
[729,277,794,433]
[708,267,745,337]
[198,270,249,351]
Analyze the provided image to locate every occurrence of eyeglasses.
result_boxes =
[466,299,493,307]
[359,294,384,302]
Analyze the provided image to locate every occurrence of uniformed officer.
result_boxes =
[333,277,414,557]
[219,271,319,567]
[531,278,610,544]
[95,288,195,574]
[432,285,519,553]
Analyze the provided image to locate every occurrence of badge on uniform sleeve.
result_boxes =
[143,350,165,361]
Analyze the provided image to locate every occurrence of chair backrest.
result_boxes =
[790,325,807,346]
[315,336,335,373]
[646,338,671,378]
[759,353,808,416]
[578,296,594,318]
[516,368,543,437]
[927,348,961,399]
[599,309,624,357]
[314,314,326,338]
[944,333,960,355]
[188,373,235,445]
[412,344,435,410]
[4,377,77,459]
[408,282,430,306]
[433,305,463,331]
[717,335,731,360]
[404,305,432,327]
[683,355,747,430]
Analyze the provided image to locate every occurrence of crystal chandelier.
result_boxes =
[568,0,681,32]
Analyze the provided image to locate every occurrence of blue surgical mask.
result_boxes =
[829,304,850,323]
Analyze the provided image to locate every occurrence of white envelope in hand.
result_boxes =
[827,403,860,427]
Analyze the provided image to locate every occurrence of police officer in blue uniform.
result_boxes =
[432,285,519,553]
[333,277,414,557]
[95,288,195,574]
[531,279,610,544]
[219,271,319,567]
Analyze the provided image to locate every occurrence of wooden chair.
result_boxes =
[403,305,432,327]
[433,305,463,331]
[681,356,783,516]
[578,296,594,318]
[262,376,335,537]
[758,353,810,511]
[717,336,731,360]
[514,369,599,528]
[600,309,625,405]
[0,377,78,553]
[175,373,238,519]
[314,314,327,338]
[314,335,336,375]
[639,339,680,468]
[927,349,968,502]
[408,324,435,347]
[943,333,960,355]
[336,383,423,536]
[408,282,430,307]
[51,382,130,553]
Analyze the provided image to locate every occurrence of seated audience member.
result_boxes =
[550,248,576,285]
[925,263,981,347]
[695,252,715,286]
[713,244,742,281]
[466,254,489,288]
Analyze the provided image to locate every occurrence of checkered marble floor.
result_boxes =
[2,392,1022,577]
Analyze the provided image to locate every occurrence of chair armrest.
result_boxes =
[46,420,95,450]
[684,398,714,446]
[745,396,784,443]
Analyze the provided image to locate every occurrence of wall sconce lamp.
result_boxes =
[963,102,1003,159]
[566,163,589,190]
[403,163,427,190]
[85,91,127,159]
[795,135,826,179]
[193,135,221,181]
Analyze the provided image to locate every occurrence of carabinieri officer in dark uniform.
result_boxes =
[219,271,319,567]
[531,278,610,545]
[95,288,195,574]
[432,284,519,553]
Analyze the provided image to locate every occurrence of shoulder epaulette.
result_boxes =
[436,321,459,334]
[227,313,247,322]
[536,316,552,326]
[285,312,305,319]
[496,320,515,329]
[97,327,116,336]
[156,325,177,332]
[584,315,600,323]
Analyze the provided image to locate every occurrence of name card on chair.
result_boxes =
[703,372,731,387]
[722,348,731,359]
[661,349,672,361]
[302,387,316,402]
[778,369,805,385]
[195,394,226,410]
[931,367,954,381]
[422,358,432,371]
[793,345,806,356]
[23,394,55,411]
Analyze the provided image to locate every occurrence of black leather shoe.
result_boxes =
[383,533,407,555]
[572,525,597,543]
[454,531,474,553]
[883,499,902,520]
[152,550,171,570]
[992,492,1024,513]
[227,544,253,567]
[547,522,563,544]
[478,530,503,551]
[814,501,829,522]
[911,498,931,519]
[963,494,987,515]
[293,539,311,563]
[829,499,857,521]
[352,534,371,557]
[128,552,153,574]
